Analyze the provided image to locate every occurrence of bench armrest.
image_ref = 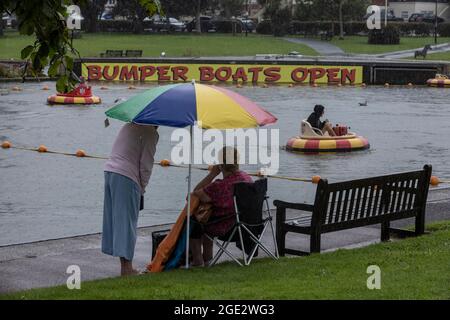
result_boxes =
[273,200,314,212]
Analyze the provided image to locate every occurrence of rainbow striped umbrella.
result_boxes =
[105,82,277,269]
[105,82,277,128]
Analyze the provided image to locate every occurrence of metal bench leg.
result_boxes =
[381,221,390,241]
[310,230,321,253]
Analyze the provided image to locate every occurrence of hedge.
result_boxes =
[258,20,450,37]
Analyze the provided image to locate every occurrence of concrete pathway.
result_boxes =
[283,37,345,56]
[283,37,450,60]
[0,187,449,294]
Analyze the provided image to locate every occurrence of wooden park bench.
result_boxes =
[320,30,334,41]
[125,50,143,57]
[100,50,124,57]
[99,50,143,57]
[274,165,432,256]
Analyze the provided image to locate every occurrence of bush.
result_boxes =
[213,20,243,33]
[437,23,450,37]
[368,24,400,44]
[256,20,272,35]
[271,6,292,37]
[96,20,153,33]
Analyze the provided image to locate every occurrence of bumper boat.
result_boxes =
[47,82,101,105]
[427,74,450,88]
[286,120,370,153]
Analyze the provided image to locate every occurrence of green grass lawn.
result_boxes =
[0,31,318,59]
[418,51,450,61]
[2,221,449,300]
[329,35,450,54]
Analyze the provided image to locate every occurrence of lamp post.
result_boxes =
[385,0,388,27]
[435,0,438,45]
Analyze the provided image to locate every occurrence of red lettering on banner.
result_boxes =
[247,67,263,82]
[103,65,120,81]
[157,66,171,81]
[171,66,188,81]
[326,68,341,84]
[232,67,248,82]
[291,67,308,82]
[87,65,101,80]
[341,68,356,84]
[199,66,215,81]
[264,67,281,82]
[119,66,138,81]
[215,67,232,82]
[309,68,326,83]
[139,66,156,81]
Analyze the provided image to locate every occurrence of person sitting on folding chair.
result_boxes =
[189,146,252,267]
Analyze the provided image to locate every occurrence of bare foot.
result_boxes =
[121,268,140,276]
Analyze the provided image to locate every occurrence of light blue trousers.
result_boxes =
[102,172,140,261]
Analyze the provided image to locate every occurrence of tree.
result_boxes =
[77,0,107,33]
[113,0,154,34]
[217,0,244,18]
[0,0,160,91]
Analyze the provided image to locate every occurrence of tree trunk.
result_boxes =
[195,0,201,33]
[339,0,344,39]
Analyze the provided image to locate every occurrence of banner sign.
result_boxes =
[82,63,363,84]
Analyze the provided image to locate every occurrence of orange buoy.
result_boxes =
[361,83,366,87]
[160,159,171,167]
[407,83,413,87]
[311,175,321,184]
[42,85,49,91]
[76,149,86,157]
[128,85,136,90]
[262,84,268,88]
[100,86,109,90]
[430,176,441,186]
[1,141,12,149]
[37,145,47,153]
[288,84,294,88]
[337,83,342,87]
[312,83,318,87]
[384,83,390,87]
[11,86,22,91]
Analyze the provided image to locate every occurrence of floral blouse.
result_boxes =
[203,170,253,237]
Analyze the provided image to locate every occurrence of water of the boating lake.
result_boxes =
[0,82,449,245]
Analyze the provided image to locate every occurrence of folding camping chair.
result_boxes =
[205,178,279,267]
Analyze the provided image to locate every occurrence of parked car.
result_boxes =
[409,13,444,23]
[148,16,186,32]
[99,11,114,20]
[238,18,256,32]
[364,9,403,22]
[186,16,216,32]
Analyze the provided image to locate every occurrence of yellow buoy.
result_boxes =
[1,141,12,149]
[160,159,171,167]
[76,149,86,157]
[430,176,441,186]
[311,175,321,184]
[37,145,48,153]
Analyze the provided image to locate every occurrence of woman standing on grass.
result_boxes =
[102,123,159,276]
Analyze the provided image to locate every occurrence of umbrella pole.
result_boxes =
[185,125,193,269]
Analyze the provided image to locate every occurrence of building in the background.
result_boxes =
[388,0,450,21]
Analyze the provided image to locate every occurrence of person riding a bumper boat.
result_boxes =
[286,104,370,153]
